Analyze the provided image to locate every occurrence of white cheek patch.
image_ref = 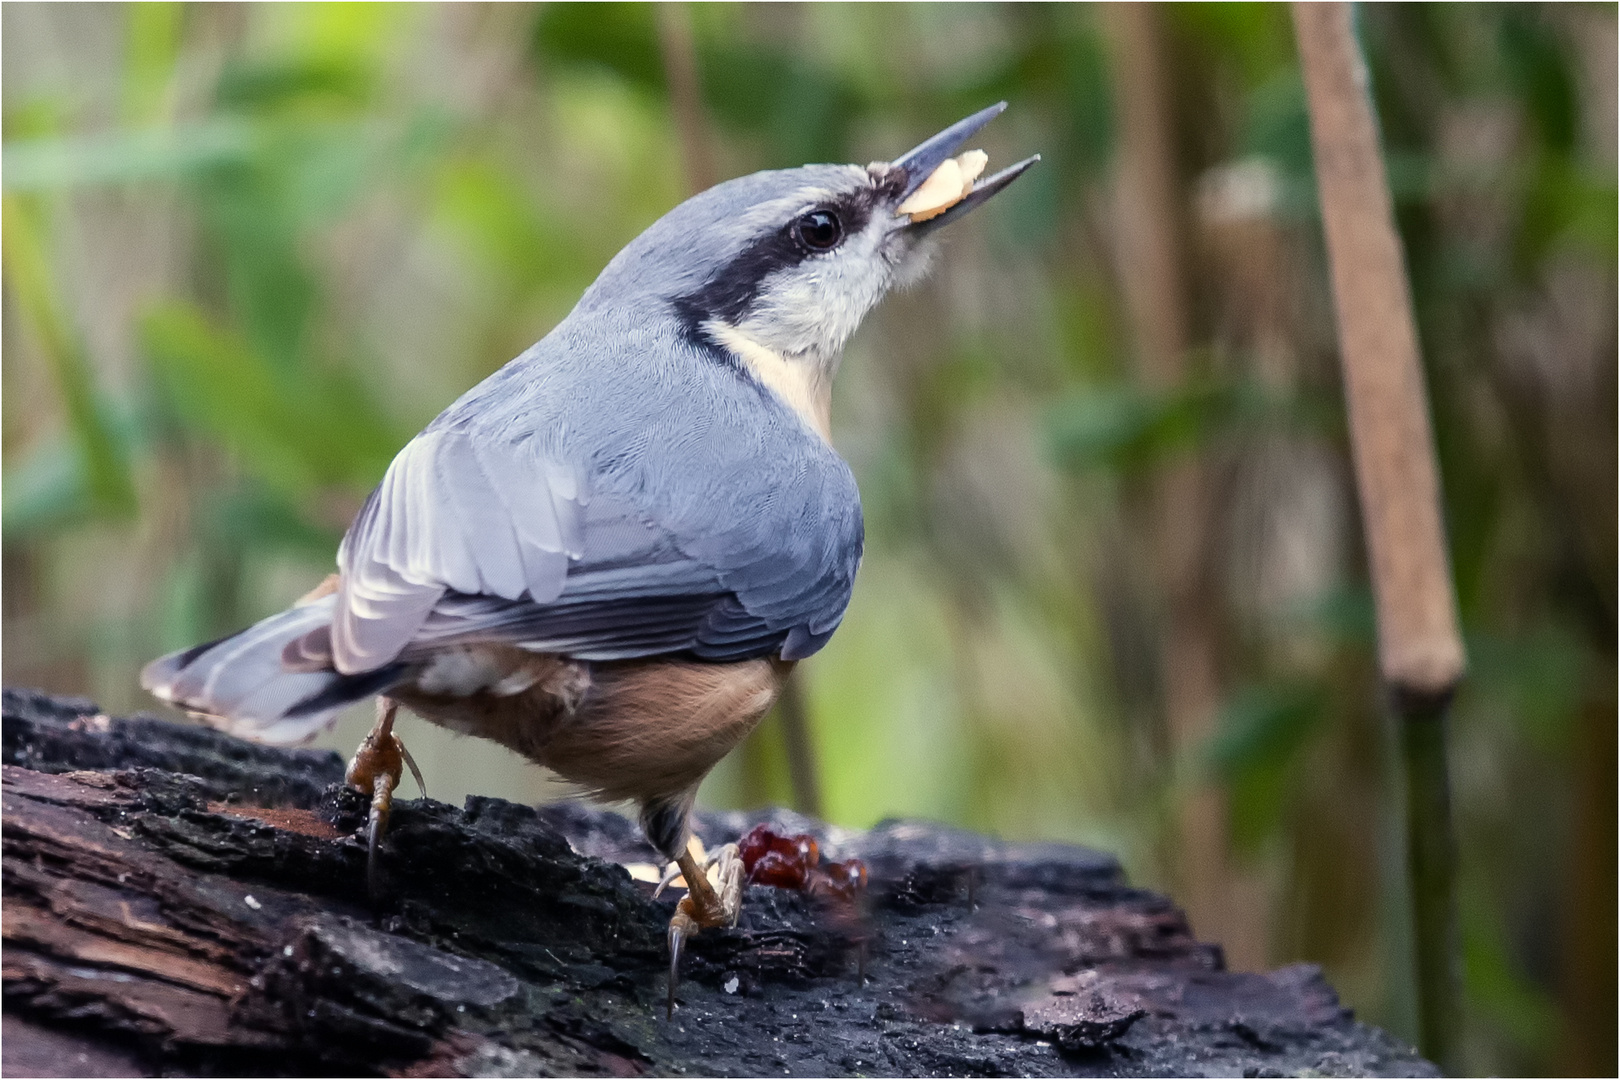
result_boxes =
[896,150,989,222]
[744,221,892,362]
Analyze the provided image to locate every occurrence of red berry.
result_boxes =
[750,849,809,890]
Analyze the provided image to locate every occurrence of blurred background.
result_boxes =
[2,3,1613,1073]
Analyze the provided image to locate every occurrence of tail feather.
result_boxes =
[141,596,407,745]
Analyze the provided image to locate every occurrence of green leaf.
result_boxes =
[123,2,186,126]
[1462,627,1588,752]
[2,122,253,191]
[1045,379,1281,472]
[1461,893,1564,1059]
[535,3,665,94]
[1206,683,1326,776]
[1497,7,1578,154]
[208,484,344,558]
[1301,583,1378,648]
[215,58,373,113]
[535,2,865,166]
[1,437,91,539]
[1,195,136,516]
[140,302,402,497]
[1204,683,1328,851]
[698,42,863,166]
[1524,156,1618,264]
[433,159,596,287]
[1045,384,1163,468]
[1171,3,1297,91]
[201,162,320,370]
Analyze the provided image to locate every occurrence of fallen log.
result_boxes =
[1,687,1434,1077]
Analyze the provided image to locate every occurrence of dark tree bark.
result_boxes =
[1,688,1433,1077]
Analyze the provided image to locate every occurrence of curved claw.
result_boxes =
[348,698,417,902]
[663,844,747,1017]
[651,861,685,900]
[398,739,427,799]
[366,770,395,899]
[667,905,697,1019]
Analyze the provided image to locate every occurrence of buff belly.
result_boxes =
[389,644,789,806]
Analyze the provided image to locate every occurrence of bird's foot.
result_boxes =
[344,697,425,897]
[666,842,742,1017]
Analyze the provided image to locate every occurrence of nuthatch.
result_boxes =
[143,103,1036,1004]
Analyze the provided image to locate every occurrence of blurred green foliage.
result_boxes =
[2,5,1613,1075]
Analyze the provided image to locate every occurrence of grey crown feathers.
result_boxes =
[143,103,1038,743]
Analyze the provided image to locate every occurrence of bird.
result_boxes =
[142,102,1037,1005]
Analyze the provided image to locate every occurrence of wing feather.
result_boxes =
[435,431,527,596]
[327,332,863,674]
[473,436,571,600]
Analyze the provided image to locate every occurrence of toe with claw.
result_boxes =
[344,697,425,896]
[666,842,743,1016]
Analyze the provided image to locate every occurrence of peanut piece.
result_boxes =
[954,149,988,188]
[898,157,965,220]
[898,149,991,222]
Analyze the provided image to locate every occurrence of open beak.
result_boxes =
[889,102,1040,234]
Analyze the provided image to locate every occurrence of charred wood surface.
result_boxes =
[1,688,1435,1077]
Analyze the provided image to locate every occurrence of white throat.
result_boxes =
[706,320,833,443]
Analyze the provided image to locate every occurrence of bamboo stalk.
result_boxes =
[1102,2,1270,971]
[1103,2,1190,388]
[1292,5,1466,1070]
[656,2,718,195]
[776,674,823,820]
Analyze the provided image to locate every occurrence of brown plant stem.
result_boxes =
[775,673,822,820]
[656,2,717,196]
[1293,4,1466,1070]
[1102,1,1269,971]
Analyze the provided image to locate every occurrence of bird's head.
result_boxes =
[579,103,1037,436]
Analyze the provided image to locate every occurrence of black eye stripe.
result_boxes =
[675,231,804,329]
[675,185,881,334]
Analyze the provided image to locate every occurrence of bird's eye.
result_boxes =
[795,209,843,251]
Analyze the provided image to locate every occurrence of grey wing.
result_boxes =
[331,428,580,672]
[330,426,861,673]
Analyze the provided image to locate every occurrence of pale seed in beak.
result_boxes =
[954,149,988,188]
[898,149,991,222]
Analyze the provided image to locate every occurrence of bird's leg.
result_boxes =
[345,697,424,896]
[666,842,743,1017]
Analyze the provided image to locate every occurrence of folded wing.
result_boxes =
[327,422,861,674]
